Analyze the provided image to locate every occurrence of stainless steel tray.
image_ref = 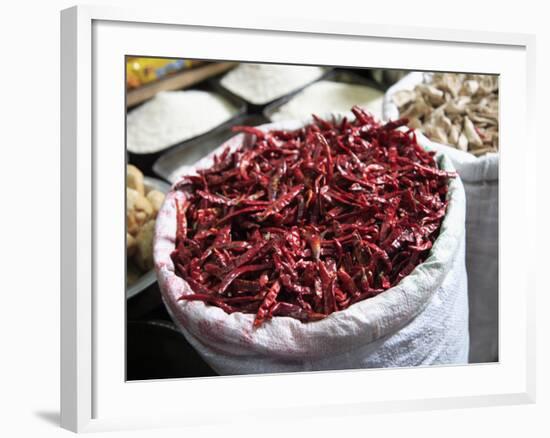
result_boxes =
[263,69,386,121]
[127,84,247,176]
[213,65,333,113]
[152,114,268,183]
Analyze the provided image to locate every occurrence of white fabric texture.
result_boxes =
[154,118,469,375]
[383,73,498,363]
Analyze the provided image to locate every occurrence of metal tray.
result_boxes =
[127,83,247,177]
[212,66,333,114]
[263,68,387,121]
[152,113,268,183]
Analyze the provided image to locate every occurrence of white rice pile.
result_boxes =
[269,81,384,122]
[220,63,325,105]
[127,90,238,154]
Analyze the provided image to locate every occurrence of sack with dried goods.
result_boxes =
[154,115,469,375]
[383,72,498,363]
[126,164,166,284]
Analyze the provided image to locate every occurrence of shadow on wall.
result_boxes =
[34,411,59,427]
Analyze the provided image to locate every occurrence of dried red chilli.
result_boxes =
[172,106,455,328]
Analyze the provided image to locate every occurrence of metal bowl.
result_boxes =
[126,176,171,300]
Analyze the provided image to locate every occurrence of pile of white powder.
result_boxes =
[269,81,384,122]
[127,90,238,154]
[220,63,325,105]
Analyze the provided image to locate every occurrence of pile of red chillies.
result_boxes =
[171,106,455,328]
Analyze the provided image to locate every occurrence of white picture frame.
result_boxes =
[60,5,536,433]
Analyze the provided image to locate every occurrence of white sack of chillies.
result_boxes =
[383,72,498,364]
[153,115,469,375]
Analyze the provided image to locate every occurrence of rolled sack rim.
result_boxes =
[382,72,499,183]
[153,116,467,360]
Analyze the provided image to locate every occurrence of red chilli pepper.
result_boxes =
[171,105,454,327]
[254,280,281,327]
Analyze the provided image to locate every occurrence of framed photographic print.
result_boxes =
[60,4,536,433]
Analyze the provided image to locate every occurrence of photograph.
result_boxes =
[125,58,499,380]
[2,0,544,434]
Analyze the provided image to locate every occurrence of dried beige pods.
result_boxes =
[146,190,165,218]
[127,164,145,196]
[126,164,166,285]
[134,220,156,272]
[463,116,483,148]
[392,89,416,108]
[393,73,499,156]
